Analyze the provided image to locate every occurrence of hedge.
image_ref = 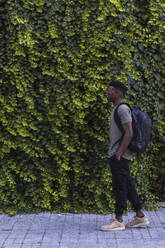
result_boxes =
[0,0,164,215]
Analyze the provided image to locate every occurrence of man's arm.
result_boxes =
[116,122,133,160]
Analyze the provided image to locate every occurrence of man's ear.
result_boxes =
[115,89,123,97]
[120,91,124,97]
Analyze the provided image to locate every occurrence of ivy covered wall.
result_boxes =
[0,0,164,215]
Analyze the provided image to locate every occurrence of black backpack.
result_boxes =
[114,103,152,154]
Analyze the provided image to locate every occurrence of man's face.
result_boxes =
[106,86,116,102]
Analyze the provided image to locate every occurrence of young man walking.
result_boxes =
[101,81,149,231]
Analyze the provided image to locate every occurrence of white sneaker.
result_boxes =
[101,219,125,231]
[126,216,149,228]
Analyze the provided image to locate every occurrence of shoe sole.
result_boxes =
[126,221,150,228]
[101,227,125,231]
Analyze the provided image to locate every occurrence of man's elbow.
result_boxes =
[125,130,133,140]
[130,130,133,139]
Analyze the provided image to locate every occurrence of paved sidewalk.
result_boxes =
[0,206,165,248]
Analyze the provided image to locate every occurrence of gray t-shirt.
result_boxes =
[108,103,133,160]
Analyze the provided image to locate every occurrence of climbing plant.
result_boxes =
[0,0,164,215]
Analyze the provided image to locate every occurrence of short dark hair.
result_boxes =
[109,80,127,95]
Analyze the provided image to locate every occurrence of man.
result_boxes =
[101,81,149,231]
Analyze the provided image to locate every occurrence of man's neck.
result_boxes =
[113,98,122,106]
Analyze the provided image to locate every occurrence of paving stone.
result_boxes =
[1,245,22,248]
[0,206,165,248]
[116,239,138,248]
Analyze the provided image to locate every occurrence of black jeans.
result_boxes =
[109,155,142,216]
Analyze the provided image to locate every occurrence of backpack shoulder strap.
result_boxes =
[111,103,131,150]
[114,102,131,133]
